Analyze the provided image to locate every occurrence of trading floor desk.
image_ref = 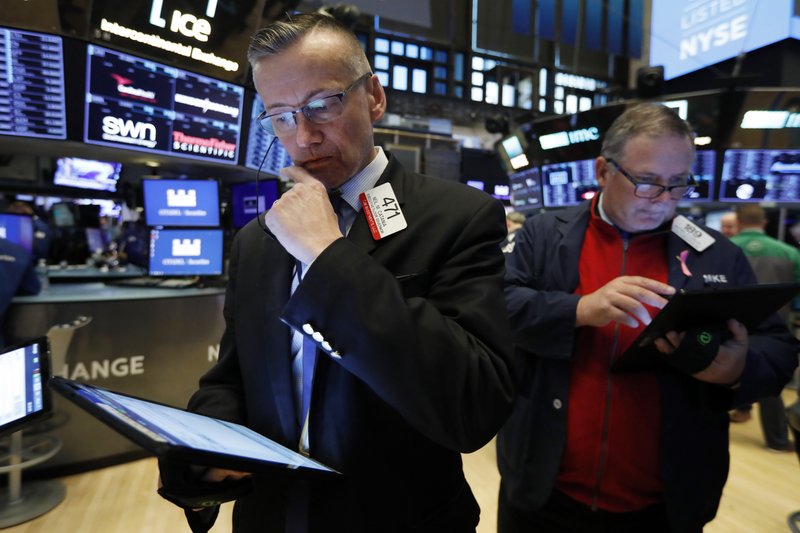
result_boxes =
[4,283,226,476]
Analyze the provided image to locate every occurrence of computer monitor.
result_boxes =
[50,203,76,228]
[719,149,800,203]
[0,213,34,252]
[148,228,224,277]
[53,157,122,192]
[0,338,52,437]
[541,158,598,207]
[682,150,716,202]
[509,167,543,213]
[230,180,280,229]
[143,179,220,227]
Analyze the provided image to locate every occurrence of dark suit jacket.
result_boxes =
[187,157,516,532]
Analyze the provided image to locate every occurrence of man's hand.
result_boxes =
[201,468,252,483]
[654,319,749,386]
[576,276,675,328]
[264,166,343,265]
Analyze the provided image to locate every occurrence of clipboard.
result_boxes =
[49,376,339,477]
[612,282,800,373]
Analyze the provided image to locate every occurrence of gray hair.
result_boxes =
[601,103,695,162]
[247,12,369,77]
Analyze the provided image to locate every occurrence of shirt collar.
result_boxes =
[339,146,388,212]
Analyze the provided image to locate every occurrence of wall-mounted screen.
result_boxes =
[230,180,280,229]
[509,167,543,213]
[497,132,530,173]
[84,45,243,164]
[541,158,598,207]
[0,26,67,140]
[682,150,716,202]
[149,228,223,277]
[50,203,76,228]
[719,149,800,203]
[244,93,293,173]
[0,213,34,252]
[53,157,122,192]
[143,179,220,227]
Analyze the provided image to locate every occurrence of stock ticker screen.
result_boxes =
[83,44,243,164]
[541,158,599,208]
[0,26,67,139]
[719,149,800,203]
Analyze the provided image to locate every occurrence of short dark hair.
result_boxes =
[735,204,767,226]
[601,103,695,162]
[247,12,369,76]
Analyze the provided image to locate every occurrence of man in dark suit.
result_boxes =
[163,13,516,533]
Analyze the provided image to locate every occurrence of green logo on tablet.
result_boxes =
[698,331,713,346]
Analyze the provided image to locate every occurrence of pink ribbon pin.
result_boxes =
[677,249,692,277]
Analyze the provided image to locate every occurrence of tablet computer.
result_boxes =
[613,282,800,373]
[0,337,52,437]
[49,377,339,477]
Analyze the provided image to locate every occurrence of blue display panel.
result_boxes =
[651,0,794,80]
[541,158,598,207]
[143,179,220,227]
[84,45,243,164]
[719,149,800,203]
[149,228,223,277]
[0,26,67,139]
[54,157,122,192]
[0,213,34,252]
[230,180,279,229]
[683,149,716,202]
[509,167,543,213]
[244,93,293,173]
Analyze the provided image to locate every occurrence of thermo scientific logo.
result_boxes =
[111,74,157,103]
[102,116,158,148]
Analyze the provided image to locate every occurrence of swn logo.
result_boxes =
[101,116,158,148]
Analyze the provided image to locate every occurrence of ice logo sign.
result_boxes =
[166,188,197,207]
[172,238,201,257]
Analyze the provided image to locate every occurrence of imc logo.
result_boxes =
[149,0,217,42]
[172,238,201,256]
[166,189,197,207]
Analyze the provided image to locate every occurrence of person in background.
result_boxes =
[7,201,52,262]
[719,211,739,238]
[0,237,40,347]
[159,12,516,533]
[498,103,798,533]
[502,211,526,253]
[727,204,800,451]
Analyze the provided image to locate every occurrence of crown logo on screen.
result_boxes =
[0,227,6,239]
[166,189,197,207]
[172,238,202,256]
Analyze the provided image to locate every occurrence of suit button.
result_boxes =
[312,331,324,342]
[330,351,342,360]
[302,323,314,335]
[321,341,332,352]
[553,399,562,409]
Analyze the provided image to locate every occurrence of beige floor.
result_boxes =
[4,393,800,533]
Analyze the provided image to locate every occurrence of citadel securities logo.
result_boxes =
[111,73,156,103]
[166,188,197,207]
[172,238,202,256]
[101,116,158,148]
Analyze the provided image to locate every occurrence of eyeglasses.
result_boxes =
[255,73,373,136]
[606,158,695,200]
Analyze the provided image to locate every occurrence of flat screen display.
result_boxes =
[244,93,293,173]
[682,150,716,202]
[541,158,598,207]
[0,213,34,252]
[0,26,67,139]
[143,179,220,227]
[149,228,223,277]
[719,149,800,203]
[497,133,530,172]
[84,44,243,164]
[53,157,122,192]
[230,180,280,229]
[509,167,543,213]
[50,203,76,228]
[0,338,50,437]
